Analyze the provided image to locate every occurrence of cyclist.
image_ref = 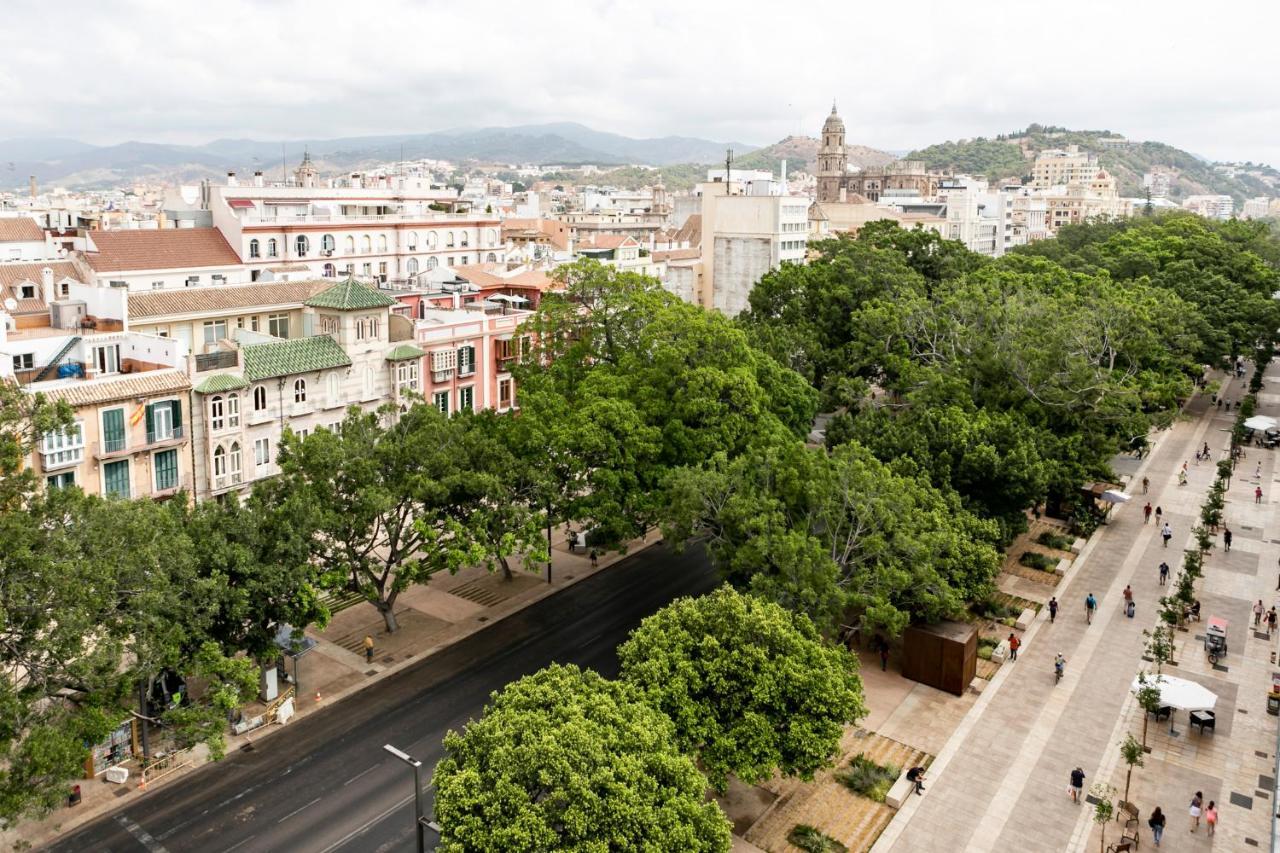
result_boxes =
[1085,593,1097,624]
[1055,653,1067,683]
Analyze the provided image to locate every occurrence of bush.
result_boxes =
[1019,551,1057,572]
[973,598,1018,620]
[1036,531,1074,551]
[788,824,848,853]
[834,753,901,802]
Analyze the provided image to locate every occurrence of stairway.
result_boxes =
[32,336,81,382]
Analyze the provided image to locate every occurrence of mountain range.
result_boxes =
[0,124,758,190]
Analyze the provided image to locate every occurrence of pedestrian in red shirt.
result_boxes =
[1008,632,1020,661]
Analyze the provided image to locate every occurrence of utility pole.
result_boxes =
[724,148,733,194]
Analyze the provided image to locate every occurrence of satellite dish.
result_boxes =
[3,297,17,311]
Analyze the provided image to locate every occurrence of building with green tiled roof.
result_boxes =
[304,277,398,311]
[242,335,353,381]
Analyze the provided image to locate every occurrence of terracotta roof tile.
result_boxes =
[85,228,242,272]
[652,248,701,262]
[0,218,44,243]
[0,261,85,316]
[127,280,333,319]
[37,369,191,408]
[673,214,701,247]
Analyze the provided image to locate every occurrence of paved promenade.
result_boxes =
[875,367,1279,852]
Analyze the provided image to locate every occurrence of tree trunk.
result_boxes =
[378,597,400,633]
[499,554,513,582]
[1141,714,1149,749]
[1124,768,1132,816]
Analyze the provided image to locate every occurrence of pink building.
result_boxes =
[412,305,534,415]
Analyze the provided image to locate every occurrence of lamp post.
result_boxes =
[383,744,426,853]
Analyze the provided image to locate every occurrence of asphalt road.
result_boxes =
[48,542,718,853]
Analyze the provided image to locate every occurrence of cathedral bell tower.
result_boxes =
[816,102,848,203]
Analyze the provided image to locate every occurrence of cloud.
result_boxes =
[0,0,1277,165]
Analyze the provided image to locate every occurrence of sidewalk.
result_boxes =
[5,526,650,851]
[873,368,1278,852]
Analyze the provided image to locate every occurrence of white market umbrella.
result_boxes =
[1244,415,1277,431]
[1100,489,1131,504]
[1131,673,1217,733]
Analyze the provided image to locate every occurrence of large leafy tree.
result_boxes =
[617,586,865,792]
[274,405,485,632]
[433,664,731,853]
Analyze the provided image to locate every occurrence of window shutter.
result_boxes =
[171,400,183,430]
[144,403,155,437]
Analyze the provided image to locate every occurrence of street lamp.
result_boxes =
[383,744,426,853]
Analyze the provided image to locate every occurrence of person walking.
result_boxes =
[1223,527,1233,552]
[1148,806,1166,847]
[1205,800,1218,836]
[567,529,578,553]
[875,635,889,671]
[1069,767,1085,803]
[1257,485,1265,504]
[1189,791,1203,831]
[1254,599,1264,627]
[1161,522,1173,548]
[1144,502,1153,524]
[1155,505,1163,525]
[1085,593,1097,624]
[589,548,599,569]
[1256,462,1263,480]
[1048,596,1059,623]
[1159,561,1170,585]
[1178,469,1188,486]
[363,634,374,664]
[1008,632,1020,661]
[1142,476,1150,495]
[1269,607,1277,637]
[1123,585,1133,608]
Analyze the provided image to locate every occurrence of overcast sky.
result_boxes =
[3,0,1278,166]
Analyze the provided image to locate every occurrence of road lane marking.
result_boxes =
[115,816,170,853]
[220,836,256,853]
[276,796,321,824]
[316,794,413,853]
[342,764,379,786]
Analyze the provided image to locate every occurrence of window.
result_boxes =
[47,471,75,490]
[498,378,513,409]
[323,263,336,278]
[254,437,271,468]
[378,261,387,278]
[267,238,278,258]
[253,385,267,412]
[145,399,183,442]
[487,252,497,262]
[459,385,474,412]
[249,238,260,258]
[153,449,178,491]
[11,353,33,371]
[407,232,418,250]
[426,256,438,270]
[225,393,239,428]
[101,407,127,453]
[361,235,372,253]
[294,378,307,403]
[447,257,454,267]
[431,348,457,380]
[363,368,375,399]
[345,236,354,254]
[203,320,228,346]
[102,460,130,499]
[41,422,84,468]
[433,390,449,414]
[487,229,497,245]
[20,283,35,299]
[378,235,388,252]
[295,428,309,441]
[321,234,335,252]
[355,319,366,340]
[345,263,355,275]
[406,257,419,275]
[209,395,225,431]
[251,316,260,332]
[186,276,200,287]
[268,314,289,339]
[396,360,419,393]
[457,345,475,376]
[460,232,469,247]
[427,231,437,248]
[495,338,515,364]
[327,372,340,403]
[295,235,310,256]
[369,317,379,338]
[446,231,455,248]
[362,263,372,276]
[93,344,120,375]
[229,442,242,481]
[213,445,226,478]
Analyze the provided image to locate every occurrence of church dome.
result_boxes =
[823,102,845,134]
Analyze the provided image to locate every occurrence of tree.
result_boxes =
[1119,733,1144,811]
[433,664,731,852]
[617,586,866,792]
[1091,782,1117,853]
[275,406,485,632]
[1134,672,1163,749]
[1144,624,1175,672]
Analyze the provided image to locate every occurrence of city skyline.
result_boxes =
[2,0,1277,167]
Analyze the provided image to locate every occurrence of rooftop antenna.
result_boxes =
[282,143,287,186]
[724,148,733,195]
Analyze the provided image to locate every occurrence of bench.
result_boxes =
[990,640,1009,664]
[885,774,917,809]
[1015,609,1036,630]
[1055,558,1071,575]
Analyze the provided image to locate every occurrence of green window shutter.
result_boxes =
[154,450,177,490]
[170,400,183,430]
[102,408,126,453]
[144,403,155,438]
[104,460,130,498]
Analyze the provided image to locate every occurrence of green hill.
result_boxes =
[909,125,1278,203]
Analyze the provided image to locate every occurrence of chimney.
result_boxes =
[41,267,55,304]
[253,170,264,188]
[29,176,37,199]
[227,171,238,187]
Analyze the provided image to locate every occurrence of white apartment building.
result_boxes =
[0,217,56,261]
[81,228,249,291]
[209,167,505,286]
[1182,195,1235,220]
[1241,197,1272,220]
[693,181,810,316]
[1031,146,1100,189]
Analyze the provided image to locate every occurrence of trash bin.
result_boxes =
[1268,691,1280,716]
[68,785,82,806]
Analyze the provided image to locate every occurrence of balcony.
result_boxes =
[211,471,244,493]
[41,447,86,471]
[238,211,491,226]
[150,475,189,500]
[146,425,187,449]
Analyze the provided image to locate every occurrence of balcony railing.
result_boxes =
[212,471,244,492]
[238,212,493,225]
[146,425,186,447]
[151,475,188,499]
